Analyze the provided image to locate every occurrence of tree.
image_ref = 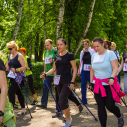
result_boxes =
[12,0,23,41]
[73,0,96,56]
[56,0,65,40]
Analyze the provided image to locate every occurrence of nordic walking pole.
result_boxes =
[43,75,66,122]
[110,84,127,107]
[68,84,98,121]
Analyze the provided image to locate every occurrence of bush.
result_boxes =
[32,62,44,90]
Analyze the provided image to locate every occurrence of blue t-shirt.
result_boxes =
[91,50,117,85]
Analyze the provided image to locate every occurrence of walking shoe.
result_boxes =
[13,104,18,109]
[31,100,38,105]
[62,118,72,127]
[36,103,47,108]
[118,113,124,127]
[78,104,83,112]
[52,111,62,118]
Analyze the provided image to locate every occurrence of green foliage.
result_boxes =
[0,0,127,60]
[32,62,44,90]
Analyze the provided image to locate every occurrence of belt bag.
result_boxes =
[22,76,28,87]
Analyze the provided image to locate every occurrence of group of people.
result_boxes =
[0,37,127,127]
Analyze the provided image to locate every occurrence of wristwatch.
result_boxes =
[0,110,4,116]
[109,77,114,80]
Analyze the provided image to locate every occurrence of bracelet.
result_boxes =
[70,82,75,85]
[89,83,94,86]
[109,77,114,80]
[18,68,20,72]
[0,110,4,116]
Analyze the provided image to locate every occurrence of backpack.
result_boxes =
[45,48,57,55]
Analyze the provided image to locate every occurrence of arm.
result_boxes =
[118,57,124,74]
[109,59,118,85]
[90,65,94,83]
[78,51,82,75]
[44,63,46,73]
[17,54,27,71]
[46,62,56,76]
[5,60,9,71]
[0,71,8,124]
[69,60,77,90]
[70,60,77,82]
[40,62,56,78]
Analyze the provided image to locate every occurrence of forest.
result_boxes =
[0,0,127,62]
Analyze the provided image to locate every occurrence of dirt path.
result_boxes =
[15,82,127,127]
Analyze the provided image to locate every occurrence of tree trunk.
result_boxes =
[12,0,23,41]
[28,0,32,58]
[43,0,47,40]
[35,33,39,62]
[73,0,96,56]
[56,0,65,41]
[38,37,44,62]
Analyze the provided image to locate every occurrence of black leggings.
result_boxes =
[57,80,80,110]
[28,74,36,95]
[94,85,121,127]
[9,78,25,108]
[55,86,80,112]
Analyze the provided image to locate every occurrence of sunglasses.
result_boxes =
[8,47,14,50]
[83,43,88,46]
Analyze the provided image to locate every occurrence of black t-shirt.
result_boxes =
[82,51,91,64]
[54,52,75,81]
[0,59,5,71]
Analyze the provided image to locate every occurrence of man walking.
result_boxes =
[36,39,57,108]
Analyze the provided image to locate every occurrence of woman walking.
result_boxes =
[40,38,77,127]
[78,39,96,104]
[90,37,125,127]
[6,41,26,115]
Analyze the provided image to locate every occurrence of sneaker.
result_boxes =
[78,104,83,112]
[31,100,38,105]
[52,111,62,118]
[13,104,18,109]
[118,113,124,127]
[62,118,72,127]
[36,104,47,108]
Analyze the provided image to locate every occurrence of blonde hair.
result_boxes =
[111,42,116,48]
[82,39,91,45]
[6,41,19,51]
